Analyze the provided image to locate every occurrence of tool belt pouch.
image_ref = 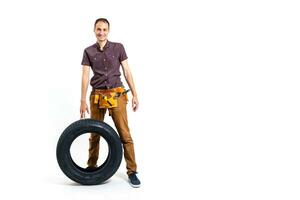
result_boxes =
[93,87,127,109]
[95,92,118,109]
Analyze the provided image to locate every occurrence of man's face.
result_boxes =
[94,21,109,42]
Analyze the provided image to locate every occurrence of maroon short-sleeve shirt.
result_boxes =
[81,41,128,89]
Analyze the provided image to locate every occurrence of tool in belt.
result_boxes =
[93,87,130,109]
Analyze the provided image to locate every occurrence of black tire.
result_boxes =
[56,118,123,185]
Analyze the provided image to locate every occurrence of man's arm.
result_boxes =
[121,59,139,112]
[80,65,90,118]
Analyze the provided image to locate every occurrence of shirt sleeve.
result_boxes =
[81,50,91,66]
[119,43,128,62]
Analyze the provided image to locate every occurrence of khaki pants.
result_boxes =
[87,91,137,175]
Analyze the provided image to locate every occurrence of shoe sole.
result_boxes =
[129,181,141,188]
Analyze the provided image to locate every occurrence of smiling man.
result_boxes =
[80,18,141,188]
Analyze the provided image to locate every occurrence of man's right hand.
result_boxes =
[80,100,90,119]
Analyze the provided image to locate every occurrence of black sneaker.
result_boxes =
[128,172,141,188]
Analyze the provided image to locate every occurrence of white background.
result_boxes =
[0,0,299,199]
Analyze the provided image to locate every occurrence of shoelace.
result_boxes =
[129,173,138,180]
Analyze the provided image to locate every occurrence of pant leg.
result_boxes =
[110,94,137,174]
[87,94,106,167]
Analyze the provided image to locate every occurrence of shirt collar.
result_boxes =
[96,40,111,52]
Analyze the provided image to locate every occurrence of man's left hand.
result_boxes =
[132,96,139,112]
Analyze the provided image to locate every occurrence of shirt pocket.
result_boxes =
[107,53,120,67]
[90,53,103,67]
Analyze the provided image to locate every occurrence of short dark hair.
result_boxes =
[94,18,110,29]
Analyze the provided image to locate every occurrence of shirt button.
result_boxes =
[104,59,106,61]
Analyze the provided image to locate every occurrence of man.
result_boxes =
[80,18,140,188]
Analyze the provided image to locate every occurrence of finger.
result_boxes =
[86,107,90,114]
[135,103,139,111]
[133,103,137,112]
[134,101,138,109]
[135,104,138,112]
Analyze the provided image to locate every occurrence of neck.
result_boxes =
[98,40,107,50]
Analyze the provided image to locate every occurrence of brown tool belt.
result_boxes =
[91,87,129,109]
[92,87,125,95]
